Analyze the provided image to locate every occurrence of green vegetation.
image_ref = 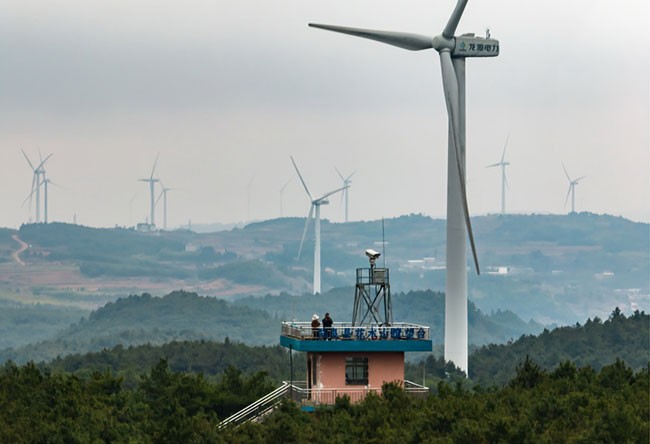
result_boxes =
[46,340,303,387]
[4,213,647,325]
[468,308,650,386]
[0,358,646,442]
[0,289,543,364]
[227,361,648,443]
[0,291,278,364]
[0,300,88,350]
[0,359,274,443]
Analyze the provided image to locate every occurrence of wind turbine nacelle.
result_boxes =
[453,35,499,58]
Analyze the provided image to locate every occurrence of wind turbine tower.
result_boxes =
[155,183,174,230]
[310,0,498,372]
[42,178,56,224]
[562,164,585,214]
[486,135,510,214]
[291,156,348,294]
[335,167,356,223]
[139,154,160,228]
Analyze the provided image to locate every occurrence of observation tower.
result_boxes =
[280,250,432,406]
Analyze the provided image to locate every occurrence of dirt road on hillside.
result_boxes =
[11,234,28,266]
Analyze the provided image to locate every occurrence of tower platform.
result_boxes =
[280,321,432,352]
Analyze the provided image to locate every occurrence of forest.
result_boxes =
[0,290,542,364]
[0,308,646,441]
[0,358,646,443]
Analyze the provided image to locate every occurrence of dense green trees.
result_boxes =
[468,309,649,386]
[0,352,646,441]
[225,360,649,443]
[0,359,274,443]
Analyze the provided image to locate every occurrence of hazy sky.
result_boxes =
[1,0,648,229]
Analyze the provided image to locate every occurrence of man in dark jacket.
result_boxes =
[322,312,333,339]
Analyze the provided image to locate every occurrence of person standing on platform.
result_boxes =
[322,312,333,339]
[311,314,321,339]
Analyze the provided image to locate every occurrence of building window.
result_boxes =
[345,357,368,385]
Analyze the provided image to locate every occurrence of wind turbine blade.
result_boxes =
[500,134,509,163]
[297,205,314,260]
[280,178,292,192]
[442,0,468,39]
[37,153,53,169]
[155,190,164,207]
[21,149,35,170]
[562,163,571,182]
[309,23,434,51]
[486,162,501,168]
[22,188,36,206]
[575,176,586,183]
[335,166,345,181]
[346,170,357,181]
[150,153,160,179]
[504,171,509,189]
[317,185,348,202]
[440,50,479,274]
[290,156,313,200]
[564,185,572,206]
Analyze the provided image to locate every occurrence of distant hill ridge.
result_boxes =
[0,290,542,364]
[40,306,649,390]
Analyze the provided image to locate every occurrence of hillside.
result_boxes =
[0,213,647,324]
[44,308,649,391]
[467,308,649,386]
[0,290,542,364]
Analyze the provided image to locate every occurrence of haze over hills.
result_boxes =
[0,213,647,325]
[0,290,542,364]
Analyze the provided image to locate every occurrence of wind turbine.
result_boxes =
[310,0,498,372]
[21,149,53,223]
[139,154,160,227]
[279,177,293,218]
[562,164,585,214]
[291,156,348,294]
[486,135,510,215]
[335,167,356,223]
[155,182,174,230]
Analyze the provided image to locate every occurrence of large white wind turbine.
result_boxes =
[291,156,347,295]
[562,164,585,214]
[335,167,356,223]
[139,154,160,227]
[486,135,510,215]
[310,0,498,372]
[21,149,53,223]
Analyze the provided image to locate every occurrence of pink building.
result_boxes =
[281,262,432,406]
[281,321,432,405]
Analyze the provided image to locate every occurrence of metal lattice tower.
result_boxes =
[352,253,392,327]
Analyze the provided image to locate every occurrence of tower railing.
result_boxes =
[281,321,430,341]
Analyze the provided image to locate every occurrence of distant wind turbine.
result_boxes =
[21,149,53,223]
[291,156,348,294]
[310,0,498,372]
[486,135,510,214]
[562,164,585,214]
[335,167,356,223]
[139,154,160,227]
[279,177,293,218]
